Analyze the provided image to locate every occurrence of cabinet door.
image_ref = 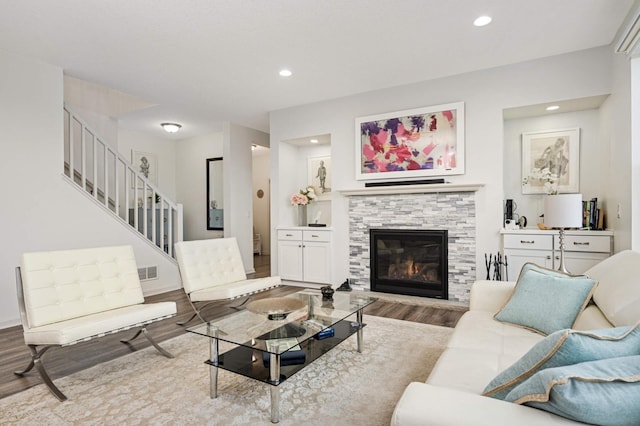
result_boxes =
[278,240,304,281]
[303,241,332,284]
[504,249,552,281]
[554,252,609,275]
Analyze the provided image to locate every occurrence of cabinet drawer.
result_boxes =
[303,230,332,242]
[503,234,553,250]
[277,230,303,241]
[559,235,611,253]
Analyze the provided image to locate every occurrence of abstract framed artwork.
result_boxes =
[521,128,580,194]
[308,155,331,196]
[355,102,465,180]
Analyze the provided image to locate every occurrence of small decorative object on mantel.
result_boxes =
[290,186,317,226]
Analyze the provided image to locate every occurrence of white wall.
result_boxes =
[175,132,224,241]
[0,49,180,328]
[503,109,605,227]
[270,46,627,285]
[252,150,271,254]
[118,128,178,201]
[225,123,270,272]
[631,57,640,250]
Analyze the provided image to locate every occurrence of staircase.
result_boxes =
[63,104,183,259]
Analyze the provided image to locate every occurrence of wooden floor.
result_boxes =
[0,254,466,400]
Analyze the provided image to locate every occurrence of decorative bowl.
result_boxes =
[246,297,307,320]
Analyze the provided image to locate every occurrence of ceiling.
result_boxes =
[0,0,635,140]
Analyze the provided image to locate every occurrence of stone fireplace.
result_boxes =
[370,228,448,299]
[344,186,479,303]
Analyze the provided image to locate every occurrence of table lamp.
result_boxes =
[544,194,583,273]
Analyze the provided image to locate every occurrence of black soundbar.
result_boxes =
[364,178,446,187]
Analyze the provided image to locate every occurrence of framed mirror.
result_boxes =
[207,157,224,230]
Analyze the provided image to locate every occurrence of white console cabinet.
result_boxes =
[277,227,332,284]
[501,229,613,280]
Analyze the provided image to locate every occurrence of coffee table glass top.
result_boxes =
[187,289,377,355]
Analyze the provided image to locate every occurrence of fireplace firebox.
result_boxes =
[370,229,448,299]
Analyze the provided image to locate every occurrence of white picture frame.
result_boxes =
[308,156,331,197]
[355,102,465,180]
[521,128,580,194]
[131,150,158,186]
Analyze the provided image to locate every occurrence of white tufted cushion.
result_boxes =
[585,250,640,327]
[21,246,145,328]
[175,238,250,294]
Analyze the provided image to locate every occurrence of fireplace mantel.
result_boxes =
[338,182,484,196]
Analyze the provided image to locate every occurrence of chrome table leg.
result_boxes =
[207,323,219,399]
[269,344,281,423]
[356,308,364,353]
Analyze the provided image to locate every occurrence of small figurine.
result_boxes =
[336,278,352,292]
[320,285,334,299]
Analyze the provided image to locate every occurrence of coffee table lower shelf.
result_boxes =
[205,319,365,383]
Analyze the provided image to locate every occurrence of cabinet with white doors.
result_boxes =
[277,227,332,284]
[501,229,613,280]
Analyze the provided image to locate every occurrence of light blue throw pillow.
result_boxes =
[504,356,640,426]
[494,264,596,335]
[483,322,640,400]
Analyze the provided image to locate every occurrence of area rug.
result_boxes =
[1,316,452,425]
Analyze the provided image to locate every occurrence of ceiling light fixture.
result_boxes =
[473,15,492,27]
[546,105,560,111]
[310,139,319,144]
[161,123,182,133]
[279,69,293,77]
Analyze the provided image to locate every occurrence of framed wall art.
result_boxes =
[308,155,331,196]
[131,150,158,186]
[355,102,465,180]
[521,128,580,194]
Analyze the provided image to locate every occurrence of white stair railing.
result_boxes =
[63,104,183,258]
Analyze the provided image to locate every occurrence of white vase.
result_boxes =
[297,205,308,226]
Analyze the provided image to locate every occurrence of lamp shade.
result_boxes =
[544,194,583,228]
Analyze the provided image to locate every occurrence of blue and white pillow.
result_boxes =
[483,322,640,400]
[504,355,640,425]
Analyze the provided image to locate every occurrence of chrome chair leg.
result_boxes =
[142,328,174,358]
[121,327,174,358]
[176,311,199,326]
[15,345,67,402]
[120,328,143,343]
[230,296,251,310]
[177,300,213,326]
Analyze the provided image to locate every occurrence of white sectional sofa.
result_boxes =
[391,250,640,426]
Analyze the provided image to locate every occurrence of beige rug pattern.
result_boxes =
[1,316,452,425]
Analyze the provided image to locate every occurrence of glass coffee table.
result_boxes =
[187,289,378,423]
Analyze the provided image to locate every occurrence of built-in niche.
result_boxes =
[502,95,609,228]
[280,134,332,227]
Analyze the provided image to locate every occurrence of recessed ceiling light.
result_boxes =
[310,139,319,144]
[279,69,292,77]
[546,105,560,111]
[161,122,182,133]
[473,16,492,27]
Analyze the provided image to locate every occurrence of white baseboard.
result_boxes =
[0,318,21,330]
[142,281,182,297]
